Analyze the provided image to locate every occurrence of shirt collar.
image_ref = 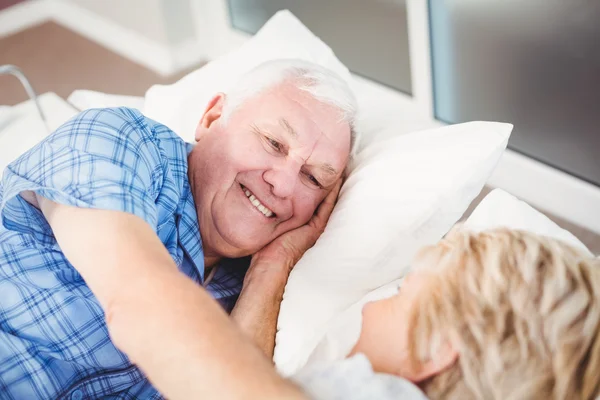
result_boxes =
[177,142,205,280]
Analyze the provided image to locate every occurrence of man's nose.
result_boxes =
[264,158,302,199]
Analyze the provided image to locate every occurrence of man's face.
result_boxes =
[188,83,351,259]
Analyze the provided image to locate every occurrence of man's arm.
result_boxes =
[230,259,289,358]
[36,194,304,400]
[231,180,342,358]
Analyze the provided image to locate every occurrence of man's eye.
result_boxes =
[267,137,283,152]
[306,173,321,188]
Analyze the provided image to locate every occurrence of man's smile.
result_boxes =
[240,183,276,218]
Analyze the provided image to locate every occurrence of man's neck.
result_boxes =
[204,254,221,269]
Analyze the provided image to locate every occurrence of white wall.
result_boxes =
[0,0,207,75]
[160,0,196,46]
[67,0,169,44]
[66,0,196,47]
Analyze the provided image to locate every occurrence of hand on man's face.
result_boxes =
[249,178,343,275]
[189,85,351,260]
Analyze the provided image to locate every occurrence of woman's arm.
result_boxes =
[38,195,305,400]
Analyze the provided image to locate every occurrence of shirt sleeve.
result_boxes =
[0,107,164,247]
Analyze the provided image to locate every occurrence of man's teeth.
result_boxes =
[244,188,274,217]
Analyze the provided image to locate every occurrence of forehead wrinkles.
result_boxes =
[302,132,349,181]
[283,95,323,159]
[265,83,350,168]
[300,97,351,162]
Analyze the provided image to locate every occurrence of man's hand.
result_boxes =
[258,179,343,270]
[231,180,343,357]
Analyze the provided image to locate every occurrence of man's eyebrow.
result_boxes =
[277,118,339,177]
[318,163,338,176]
[279,118,298,139]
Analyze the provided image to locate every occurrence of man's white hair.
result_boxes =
[221,59,360,156]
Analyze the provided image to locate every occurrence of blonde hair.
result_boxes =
[408,227,600,400]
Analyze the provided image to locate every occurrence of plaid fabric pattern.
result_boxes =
[0,108,245,399]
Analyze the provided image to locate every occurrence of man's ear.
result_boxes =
[408,340,458,383]
[195,93,226,142]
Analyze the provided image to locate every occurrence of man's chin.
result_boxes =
[214,218,285,256]
[217,233,269,258]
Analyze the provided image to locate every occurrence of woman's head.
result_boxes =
[355,227,600,399]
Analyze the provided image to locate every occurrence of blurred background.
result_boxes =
[0,0,205,102]
[1,0,599,251]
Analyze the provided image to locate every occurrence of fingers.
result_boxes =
[312,179,343,228]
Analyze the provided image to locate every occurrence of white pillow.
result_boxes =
[143,10,352,144]
[464,189,593,256]
[67,90,145,112]
[274,121,513,375]
[293,187,592,372]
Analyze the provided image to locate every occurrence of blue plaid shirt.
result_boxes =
[0,107,248,399]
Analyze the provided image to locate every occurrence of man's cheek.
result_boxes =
[301,199,320,221]
[231,133,270,165]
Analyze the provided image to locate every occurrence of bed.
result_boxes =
[0,11,596,397]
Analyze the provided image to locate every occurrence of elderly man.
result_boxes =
[0,59,356,399]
